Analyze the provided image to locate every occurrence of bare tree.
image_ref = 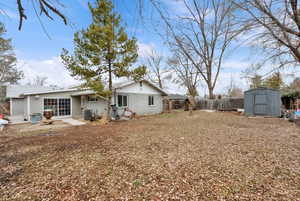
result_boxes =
[18,0,67,30]
[168,47,200,98]
[233,0,300,68]
[0,0,67,30]
[290,77,300,92]
[227,75,243,97]
[28,75,48,86]
[145,50,168,88]
[150,0,244,99]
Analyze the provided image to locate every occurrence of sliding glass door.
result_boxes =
[44,98,71,116]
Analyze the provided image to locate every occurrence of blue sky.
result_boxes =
[1,0,298,95]
[1,0,147,59]
[0,0,171,87]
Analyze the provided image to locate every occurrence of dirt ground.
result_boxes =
[0,111,299,201]
[6,120,71,134]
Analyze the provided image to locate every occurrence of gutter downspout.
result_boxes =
[10,98,12,116]
[114,88,117,105]
[27,95,30,121]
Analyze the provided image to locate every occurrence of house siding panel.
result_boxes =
[11,98,24,116]
[28,91,76,116]
[72,96,82,117]
[81,96,107,117]
[115,93,163,115]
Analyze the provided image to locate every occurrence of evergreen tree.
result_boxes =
[0,22,23,85]
[61,0,146,119]
[250,74,264,89]
[264,72,284,89]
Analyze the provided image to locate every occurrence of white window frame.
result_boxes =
[117,95,128,107]
[148,95,155,106]
[43,97,72,117]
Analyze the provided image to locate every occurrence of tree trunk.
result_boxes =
[208,87,214,99]
[158,75,163,89]
[107,62,112,120]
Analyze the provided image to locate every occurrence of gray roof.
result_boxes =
[71,90,106,100]
[23,88,80,96]
[9,80,168,97]
[6,85,56,98]
[245,87,280,93]
[168,94,187,100]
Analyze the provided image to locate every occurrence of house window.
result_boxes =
[118,95,128,107]
[44,98,58,116]
[87,95,98,102]
[139,81,143,87]
[148,95,154,106]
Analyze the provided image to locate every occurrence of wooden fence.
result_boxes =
[195,98,244,111]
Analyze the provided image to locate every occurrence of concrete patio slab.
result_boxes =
[7,115,29,125]
[62,118,86,126]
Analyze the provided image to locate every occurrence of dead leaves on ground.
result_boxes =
[0,111,300,200]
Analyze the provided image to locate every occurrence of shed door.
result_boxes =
[254,94,267,115]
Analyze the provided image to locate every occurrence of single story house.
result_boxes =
[7,80,167,120]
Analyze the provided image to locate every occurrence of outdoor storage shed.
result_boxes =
[244,88,281,117]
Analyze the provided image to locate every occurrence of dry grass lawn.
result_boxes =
[0,111,299,200]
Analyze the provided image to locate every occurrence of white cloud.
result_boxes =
[137,42,155,58]
[222,61,251,70]
[17,57,80,87]
[214,71,248,93]
[162,0,189,16]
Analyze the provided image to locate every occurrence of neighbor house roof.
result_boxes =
[6,85,57,98]
[168,94,187,100]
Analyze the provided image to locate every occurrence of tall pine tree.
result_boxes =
[61,0,146,119]
[0,22,23,85]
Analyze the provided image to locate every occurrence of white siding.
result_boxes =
[72,96,82,117]
[114,93,163,115]
[81,96,107,116]
[11,98,25,116]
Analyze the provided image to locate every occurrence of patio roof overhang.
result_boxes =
[71,90,107,100]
